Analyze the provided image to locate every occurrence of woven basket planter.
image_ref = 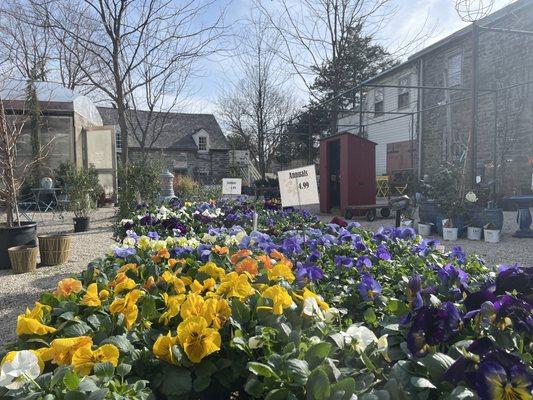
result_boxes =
[38,234,72,266]
[8,245,38,274]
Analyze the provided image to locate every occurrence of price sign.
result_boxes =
[277,165,319,208]
[222,178,242,195]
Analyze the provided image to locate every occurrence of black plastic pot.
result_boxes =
[73,217,90,232]
[0,221,37,269]
[418,200,442,233]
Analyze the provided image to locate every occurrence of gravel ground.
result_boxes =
[0,207,531,348]
[0,208,117,348]
[320,209,533,268]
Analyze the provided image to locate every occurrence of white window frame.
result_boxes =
[398,75,411,109]
[447,53,463,87]
[197,135,208,152]
[374,87,384,117]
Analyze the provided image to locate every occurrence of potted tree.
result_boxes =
[464,191,482,240]
[0,96,38,270]
[63,162,101,232]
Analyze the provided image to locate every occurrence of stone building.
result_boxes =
[415,0,533,196]
[97,107,230,184]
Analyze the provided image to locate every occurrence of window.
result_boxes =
[374,87,384,117]
[115,126,122,151]
[398,75,410,109]
[198,136,207,151]
[447,53,462,87]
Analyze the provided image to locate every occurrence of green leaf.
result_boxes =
[116,363,132,378]
[159,367,192,397]
[231,299,250,324]
[93,362,115,378]
[286,359,310,386]
[195,360,217,377]
[86,389,109,400]
[410,377,436,389]
[306,367,331,400]
[305,342,332,369]
[248,362,279,379]
[141,295,160,320]
[101,335,133,353]
[387,299,410,316]
[329,377,356,400]
[421,353,455,382]
[193,375,211,392]
[62,370,79,391]
[265,388,291,400]
[64,391,85,400]
[62,321,92,336]
[364,308,377,324]
[244,378,264,398]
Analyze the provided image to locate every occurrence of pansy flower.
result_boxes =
[358,273,381,301]
[295,262,324,283]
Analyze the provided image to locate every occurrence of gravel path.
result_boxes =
[0,208,117,348]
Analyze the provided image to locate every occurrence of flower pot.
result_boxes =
[467,226,482,241]
[484,229,500,243]
[418,200,442,233]
[73,217,90,232]
[400,219,414,227]
[0,221,37,269]
[442,227,458,241]
[8,245,38,274]
[417,223,432,236]
[38,234,72,266]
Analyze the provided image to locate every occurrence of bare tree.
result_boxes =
[36,0,226,169]
[218,15,297,180]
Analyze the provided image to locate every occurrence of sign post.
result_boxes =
[222,178,242,196]
[277,165,319,209]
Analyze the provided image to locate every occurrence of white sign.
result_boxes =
[222,178,242,195]
[277,165,319,208]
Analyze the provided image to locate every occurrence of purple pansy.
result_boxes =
[358,273,381,301]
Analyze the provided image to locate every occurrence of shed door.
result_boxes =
[84,127,117,194]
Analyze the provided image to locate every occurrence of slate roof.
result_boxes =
[97,107,229,151]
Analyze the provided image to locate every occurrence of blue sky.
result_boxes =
[185,0,512,116]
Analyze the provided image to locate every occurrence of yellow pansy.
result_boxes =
[48,336,93,365]
[71,344,119,376]
[216,272,254,300]
[177,316,221,363]
[201,298,231,329]
[81,283,101,307]
[267,262,295,283]
[138,235,151,250]
[16,302,56,336]
[260,285,294,315]
[99,289,110,300]
[53,278,83,297]
[113,273,137,294]
[180,293,205,321]
[151,240,168,252]
[109,289,142,330]
[161,271,186,294]
[198,262,226,281]
[143,276,156,290]
[117,263,139,275]
[159,293,186,325]
[152,332,179,364]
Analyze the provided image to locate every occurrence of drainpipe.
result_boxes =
[417,58,424,179]
[470,21,480,188]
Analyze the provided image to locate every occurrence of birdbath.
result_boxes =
[504,195,533,238]
[159,170,175,201]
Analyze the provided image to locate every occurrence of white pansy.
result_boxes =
[120,219,133,226]
[302,297,324,319]
[344,325,377,351]
[0,351,40,390]
[465,191,478,203]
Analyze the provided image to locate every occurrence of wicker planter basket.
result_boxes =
[38,234,72,266]
[8,245,38,274]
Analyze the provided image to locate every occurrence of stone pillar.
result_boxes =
[159,170,175,201]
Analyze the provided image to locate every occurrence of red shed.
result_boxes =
[319,133,376,214]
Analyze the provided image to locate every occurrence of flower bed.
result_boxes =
[1,200,532,399]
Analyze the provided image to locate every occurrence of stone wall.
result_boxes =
[420,4,533,195]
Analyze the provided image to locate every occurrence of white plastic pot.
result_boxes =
[417,223,432,236]
[401,219,414,227]
[443,227,458,241]
[467,226,482,241]
[484,229,500,243]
